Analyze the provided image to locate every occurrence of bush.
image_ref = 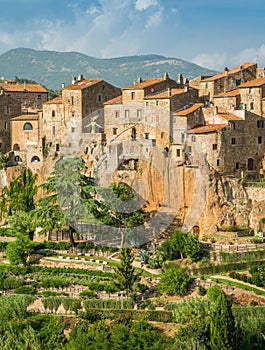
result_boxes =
[79,290,97,298]
[14,285,37,294]
[198,285,207,296]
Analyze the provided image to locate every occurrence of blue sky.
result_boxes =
[0,0,265,71]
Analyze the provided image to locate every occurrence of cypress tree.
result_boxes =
[210,289,235,350]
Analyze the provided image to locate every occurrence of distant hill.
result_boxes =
[0,48,218,90]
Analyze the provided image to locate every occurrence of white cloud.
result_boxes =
[135,0,157,11]
[192,53,228,71]
[145,8,162,29]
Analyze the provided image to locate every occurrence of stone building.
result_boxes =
[10,112,43,168]
[0,94,21,153]
[41,76,121,157]
[190,62,257,102]
[0,80,48,109]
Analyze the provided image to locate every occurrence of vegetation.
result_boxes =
[114,247,140,296]
[159,230,201,262]
[157,265,191,295]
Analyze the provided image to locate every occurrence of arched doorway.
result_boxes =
[192,225,200,235]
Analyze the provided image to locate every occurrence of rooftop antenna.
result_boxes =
[255,53,259,65]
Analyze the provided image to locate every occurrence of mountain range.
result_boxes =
[0,48,218,90]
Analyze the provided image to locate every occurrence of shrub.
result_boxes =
[14,285,36,294]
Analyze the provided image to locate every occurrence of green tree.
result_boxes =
[184,233,201,262]
[114,247,140,296]
[158,266,191,295]
[210,289,235,350]
[6,233,34,266]
[0,167,38,219]
[33,158,95,246]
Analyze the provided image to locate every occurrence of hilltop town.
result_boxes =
[1,62,265,238]
[1,62,265,349]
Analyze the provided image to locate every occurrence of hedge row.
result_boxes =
[83,299,135,310]
[79,309,174,323]
[191,260,265,276]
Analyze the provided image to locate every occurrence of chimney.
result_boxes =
[167,88,171,96]
[62,83,65,89]
[24,81,27,91]
[164,72,169,80]
[224,67,229,75]
[78,74,83,81]
[72,76,76,84]
[137,77,142,83]
[178,73,183,86]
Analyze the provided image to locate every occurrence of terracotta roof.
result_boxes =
[215,89,240,98]
[104,95,122,105]
[186,124,227,134]
[175,103,203,116]
[145,88,185,99]
[203,62,256,82]
[11,114,39,121]
[44,96,62,105]
[123,78,165,90]
[0,83,47,93]
[63,79,102,90]
[239,77,265,88]
[217,112,243,121]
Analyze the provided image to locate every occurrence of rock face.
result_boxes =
[1,152,264,238]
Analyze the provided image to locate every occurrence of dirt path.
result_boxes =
[210,275,265,292]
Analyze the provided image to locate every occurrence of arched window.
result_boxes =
[13,144,20,151]
[14,155,22,163]
[31,155,40,163]
[23,122,33,131]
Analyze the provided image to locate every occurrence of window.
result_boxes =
[71,127,75,133]
[137,109,142,119]
[113,128,117,135]
[97,94,102,102]
[191,136,196,142]
[205,82,208,89]
[230,122,235,129]
[14,155,22,163]
[217,159,220,166]
[231,137,236,145]
[52,110,55,117]
[248,158,254,170]
[146,102,149,106]
[131,128,136,140]
[236,162,239,169]
[212,144,217,150]
[102,84,105,90]
[4,122,8,130]
[236,79,241,86]
[156,101,159,106]
[176,149,181,157]
[104,96,108,101]
[257,120,264,128]
[115,111,120,118]
[250,102,254,110]
[13,144,20,151]
[52,126,56,136]
[56,143,60,152]
[23,122,33,131]
[258,136,262,144]
[38,94,41,99]
[249,87,254,94]
[144,133,149,139]
[71,111,75,117]
[125,110,129,118]
[71,96,74,105]
[131,92,135,100]
[6,106,10,114]
[161,132,164,139]
[31,156,40,163]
